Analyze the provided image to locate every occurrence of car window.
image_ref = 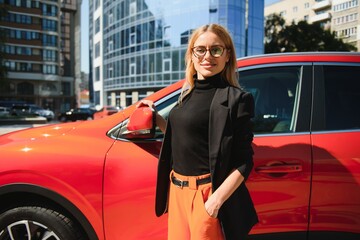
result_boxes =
[322,65,360,131]
[153,92,179,138]
[238,66,302,134]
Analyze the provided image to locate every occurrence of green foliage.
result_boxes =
[265,13,357,53]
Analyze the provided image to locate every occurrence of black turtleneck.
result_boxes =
[169,73,223,176]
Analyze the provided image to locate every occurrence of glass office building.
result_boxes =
[90,0,264,108]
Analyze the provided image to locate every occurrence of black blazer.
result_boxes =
[155,82,259,239]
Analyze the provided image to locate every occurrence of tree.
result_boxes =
[264,13,286,53]
[265,13,357,53]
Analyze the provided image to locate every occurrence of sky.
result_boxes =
[80,0,279,73]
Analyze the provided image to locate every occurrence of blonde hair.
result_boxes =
[180,24,239,102]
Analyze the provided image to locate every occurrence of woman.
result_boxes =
[139,24,258,239]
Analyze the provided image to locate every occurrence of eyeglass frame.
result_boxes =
[191,45,228,58]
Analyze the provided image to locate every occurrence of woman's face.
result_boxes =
[192,31,230,80]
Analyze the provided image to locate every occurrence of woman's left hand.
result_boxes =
[205,194,222,218]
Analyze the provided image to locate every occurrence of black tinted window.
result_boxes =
[239,67,302,134]
[323,66,360,130]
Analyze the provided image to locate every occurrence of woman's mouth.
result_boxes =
[200,62,216,68]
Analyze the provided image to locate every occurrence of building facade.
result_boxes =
[90,0,264,109]
[265,0,359,50]
[0,0,82,114]
[332,0,360,50]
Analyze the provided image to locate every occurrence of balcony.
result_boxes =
[312,0,332,11]
[310,12,331,22]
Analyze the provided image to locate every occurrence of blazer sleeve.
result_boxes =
[231,91,255,181]
[155,118,172,217]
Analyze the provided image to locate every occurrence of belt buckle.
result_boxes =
[175,177,184,189]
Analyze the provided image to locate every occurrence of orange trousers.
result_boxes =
[167,171,224,240]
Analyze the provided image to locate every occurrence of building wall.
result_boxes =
[0,0,82,114]
[332,0,360,50]
[91,0,104,107]
[265,0,333,28]
[265,0,359,50]
[90,0,265,109]
[265,0,318,24]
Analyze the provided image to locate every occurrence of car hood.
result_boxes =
[0,122,82,145]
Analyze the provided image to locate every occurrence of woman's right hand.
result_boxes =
[136,100,155,111]
[136,100,166,133]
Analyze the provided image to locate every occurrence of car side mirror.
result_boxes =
[124,107,156,139]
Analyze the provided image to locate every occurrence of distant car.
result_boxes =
[93,106,119,120]
[0,107,9,116]
[0,52,359,240]
[10,104,54,121]
[58,108,95,122]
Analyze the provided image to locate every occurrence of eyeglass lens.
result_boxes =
[193,46,225,58]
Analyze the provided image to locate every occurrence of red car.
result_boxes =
[0,52,359,240]
[93,106,119,120]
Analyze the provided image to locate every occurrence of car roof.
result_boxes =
[237,52,360,68]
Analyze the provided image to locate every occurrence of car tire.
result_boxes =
[87,116,93,121]
[60,116,67,122]
[0,206,85,240]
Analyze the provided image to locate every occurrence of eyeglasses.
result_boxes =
[192,45,226,58]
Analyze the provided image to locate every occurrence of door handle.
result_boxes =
[255,164,302,174]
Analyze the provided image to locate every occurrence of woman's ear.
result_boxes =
[226,50,231,62]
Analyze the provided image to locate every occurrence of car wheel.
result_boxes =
[60,116,67,122]
[86,116,93,121]
[0,206,84,240]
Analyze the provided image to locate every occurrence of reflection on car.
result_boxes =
[0,52,359,240]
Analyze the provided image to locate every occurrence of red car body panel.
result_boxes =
[310,132,360,233]
[0,118,124,239]
[0,52,359,239]
[249,134,312,234]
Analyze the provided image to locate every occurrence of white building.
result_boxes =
[265,0,359,50]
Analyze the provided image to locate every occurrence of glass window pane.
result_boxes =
[322,66,360,130]
[239,66,302,134]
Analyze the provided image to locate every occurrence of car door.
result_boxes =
[308,64,360,240]
[239,64,313,239]
[102,92,179,239]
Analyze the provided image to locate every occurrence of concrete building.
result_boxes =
[89,0,265,109]
[332,0,360,50]
[265,0,332,29]
[0,0,82,114]
[265,0,359,50]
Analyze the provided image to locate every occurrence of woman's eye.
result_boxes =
[196,48,206,54]
[212,47,221,54]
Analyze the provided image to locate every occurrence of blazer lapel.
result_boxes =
[209,86,229,175]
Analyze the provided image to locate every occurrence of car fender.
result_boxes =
[0,173,103,240]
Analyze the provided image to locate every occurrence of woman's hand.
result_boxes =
[205,194,222,218]
[205,170,245,218]
[136,100,166,133]
[136,100,156,111]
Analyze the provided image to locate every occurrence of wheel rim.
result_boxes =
[0,220,60,240]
